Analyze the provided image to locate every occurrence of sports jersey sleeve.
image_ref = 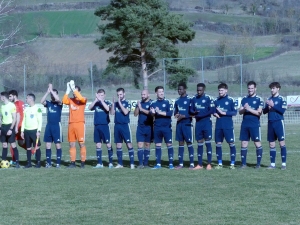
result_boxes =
[173,101,179,116]
[73,90,87,104]
[258,97,264,109]
[62,94,70,105]
[21,108,26,132]
[272,97,287,114]
[166,100,173,117]
[225,99,238,116]
[37,107,43,131]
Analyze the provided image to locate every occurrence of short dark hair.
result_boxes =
[218,83,228,90]
[269,82,281,89]
[178,82,187,89]
[197,83,206,89]
[155,86,164,92]
[75,86,81,92]
[247,81,256,87]
[8,90,18,97]
[0,91,9,99]
[97,89,105,94]
[116,87,125,93]
[52,89,58,94]
[27,93,35,101]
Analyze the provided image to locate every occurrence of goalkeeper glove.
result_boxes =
[69,80,76,92]
[66,82,71,95]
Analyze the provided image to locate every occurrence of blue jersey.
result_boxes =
[214,95,238,129]
[173,95,192,124]
[150,98,173,127]
[190,93,214,122]
[114,99,131,124]
[90,100,112,125]
[263,95,287,121]
[44,100,62,124]
[240,95,264,127]
[138,100,153,126]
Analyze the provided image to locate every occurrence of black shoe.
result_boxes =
[80,162,85,169]
[35,163,41,168]
[67,162,76,168]
[24,163,32,169]
[15,164,20,169]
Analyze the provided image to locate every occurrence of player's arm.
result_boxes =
[263,102,270,114]
[62,94,70,105]
[100,100,110,112]
[134,101,140,117]
[118,100,130,115]
[110,100,115,115]
[37,107,43,136]
[271,98,287,114]
[239,99,246,115]
[10,107,17,130]
[244,104,262,116]
[40,89,49,106]
[50,89,61,104]
[73,90,87,104]
[156,101,173,117]
[88,98,98,110]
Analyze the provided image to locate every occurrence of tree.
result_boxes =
[94,0,195,90]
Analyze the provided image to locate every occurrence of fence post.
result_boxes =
[201,56,204,83]
[240,55,243,96]
[23,64,26,100]
[163,58,166,94]
[90,62,93,98]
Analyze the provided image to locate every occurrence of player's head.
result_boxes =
[8,90,18,102]
[218,83,228,97]
[269,82,281,96]
[50,89,58,101]
[196,83,206,96]
[141,89,149,102]
[75,85,81,92]
[26,93,35,105]
[97,88,106,99]
[177,82,187,97]
[155,86,164,100]
[247,81,256,97]
[0,91,9,102]
[116,87,125,100]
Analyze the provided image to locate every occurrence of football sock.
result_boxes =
[80,146,86,162]
[280,145,287,165]
[197,142,204,166]
[137,148,144,165]
[187,144,194,166]
[155,146,162,165]
[108,147,113,164]
[178,146,184,165]
[144,148,150,165]
[117,148,123,165]
[10,146,15,161]
[205,141,212,164]
[46,148,51,165]
[256,146,263,165]
[128,148,134,165]
[216,144,222,165]
[36,149,41,164]
[56,148,62,165]
[168,145,174,165]
[12,147,19,163]
[241,147,247,165]
[229,143,236,165]
[270,147,276,165]
[70,147,76,162]
[26,150,31,164]
[96,148,102,165]
[2,147,8,160]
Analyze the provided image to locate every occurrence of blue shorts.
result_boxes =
[154,126,172,144]
[195,120,212,141]
[114,124,132,143]
[267,120,285,142]
[136,125,153,143]
[94,124,111,144]
[215,128,235,143]
[43,123,63,143]
[175,122,193,143]
[239,126,261,142]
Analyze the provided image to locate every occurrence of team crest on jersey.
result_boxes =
[225,101,229,105]
[253,101,256,104]
[5,112,7,116]
[122,104,125,107]
[184,101,187,104]
[202,100,206,103]
[30,114,34,118]
[162,104,166,107]
[275,101,278,105]
[146,105,149,108]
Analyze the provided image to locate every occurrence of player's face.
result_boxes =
[247,84,256,97]
[156,88,164,100]
[197,86,205,96]
[8,94,15,102]
[270,86,280,96]
[117,91,125,100]
[50,91,58,101]
[0,95,5,102]
[26,95,33,104]
[177,86,186,96]
[218,88,227,97]
[141,90,149,101]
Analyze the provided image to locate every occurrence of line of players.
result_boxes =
[0,80,287,169]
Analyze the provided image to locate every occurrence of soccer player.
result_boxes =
[263,82,287,170]
[239,81,264,169]
[173,83,195,170]
[110,88,134,169]
[190,83,215,170]
[213,83,238,169]
[62,81,87,168]
[88,88,114,169]
[8,90,25,164]
[134,89,153,169]
[21,93,43,168]
[150,86,174,169]
[40,84,63,168]
[0,92,20,168]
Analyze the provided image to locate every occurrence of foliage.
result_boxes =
[166,63,195,89]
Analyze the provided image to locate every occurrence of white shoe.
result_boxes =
[130,164,135,169]
[108,163,114,169]
[93,164,103,169]
[115,164,123,169]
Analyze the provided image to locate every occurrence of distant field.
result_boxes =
[16,0,109,5]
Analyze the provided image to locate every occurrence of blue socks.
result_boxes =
[216,144,222,165]
[187,144,194,166]
[205,141,212,164]
[137,148,144,166]
[108,147,113,164]
[144,148,150,166]
[256,146,263,166]
[56,148,62,165]
[241,147,247,165]
[155,146,162,165]
[229,143,236,165]
[197,142,204,166]
[96,148,102,164]
[178,146,184,165]
[128,148,134,165]
[117,148,123,165]
[280,145,287,165]
[46,148,51,164]
[270,147,276,165]
[168,145,174,165]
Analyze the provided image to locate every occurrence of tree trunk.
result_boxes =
[141,48,148,90]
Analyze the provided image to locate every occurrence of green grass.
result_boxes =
[0,123,299,224]
[17,0,109,5]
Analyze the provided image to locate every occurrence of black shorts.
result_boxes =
[0,124,16,143]
[24,129,41,149]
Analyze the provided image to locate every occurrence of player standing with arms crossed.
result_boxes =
[0,92,20,168]
[214,83,238,169]
[190,83,215,170]
[62,81,87,168]
[263,82,287,170]
[110,88,134,169]
[134,90,153,169]
[41,84,63,168]
[89,89,114,169]
[173,83,195,170]
[239,81,264,169]
[150,86,174,169]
